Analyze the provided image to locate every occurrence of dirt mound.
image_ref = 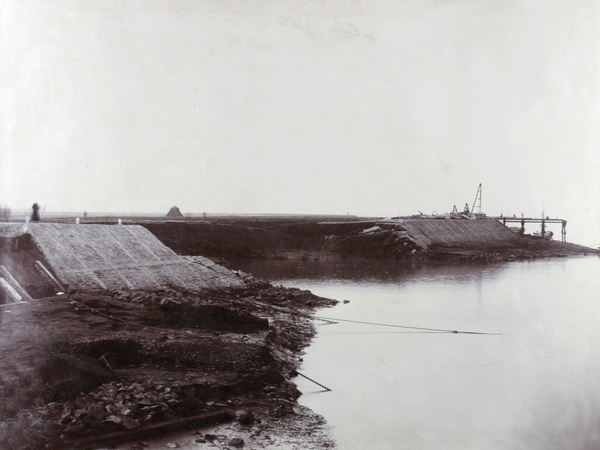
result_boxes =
[0,281,337,449]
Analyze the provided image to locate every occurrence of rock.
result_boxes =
[274,402,294,417]
[87,404,105,420]
[237,411,257,425]
[285,384,302,400]
[228,437,245,447]
[116,403,131,416]
[106,414,122,425]
[122,416,140,430]
[195,438,207,443]
[166,443,180,449]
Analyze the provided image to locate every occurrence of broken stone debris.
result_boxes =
[228,437,245,447]
[0,381,182,446]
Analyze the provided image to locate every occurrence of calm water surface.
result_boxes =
[232,256,600,450]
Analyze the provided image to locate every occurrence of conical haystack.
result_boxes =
[166,206,183,218]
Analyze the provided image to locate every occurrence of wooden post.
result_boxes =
[35,261,65,291]
[0,265,34,301]
[541,219,545,238]
[0,278,22,302]
[520,218,525,235]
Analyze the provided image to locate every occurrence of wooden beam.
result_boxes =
[0,265,34,301]
[0,277,22,302]
[35,260,65,291]
[60,410,234,449]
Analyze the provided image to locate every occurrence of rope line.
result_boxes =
[72,298,499,335]
[294,371,332,392]
[313,315,500,335]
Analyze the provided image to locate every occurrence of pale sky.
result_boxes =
[1,0,599,245]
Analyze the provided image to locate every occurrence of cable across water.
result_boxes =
[313,315,500,335]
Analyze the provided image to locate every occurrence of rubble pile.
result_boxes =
[113,288,189,305]
[0,381,183,448]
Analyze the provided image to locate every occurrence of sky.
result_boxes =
[1,0,599,245]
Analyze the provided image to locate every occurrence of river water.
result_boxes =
[232,256,600,450]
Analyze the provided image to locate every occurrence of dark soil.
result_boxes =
[139,216,378,261]
[0,279,337,449]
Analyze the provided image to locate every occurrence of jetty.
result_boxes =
[490,216,567,242]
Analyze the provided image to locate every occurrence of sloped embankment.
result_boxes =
[26,223,245,292]
[0,223,245,302]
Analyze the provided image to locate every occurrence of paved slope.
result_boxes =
[401,218,521,250]
[1,223,245,294]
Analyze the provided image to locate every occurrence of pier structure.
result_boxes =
[491,216,567,242]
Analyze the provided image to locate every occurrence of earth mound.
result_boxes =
[166,207,184,218]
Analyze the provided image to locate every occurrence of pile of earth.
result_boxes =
[0,275,337,449]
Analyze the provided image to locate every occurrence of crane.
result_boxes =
[471,183,482,215]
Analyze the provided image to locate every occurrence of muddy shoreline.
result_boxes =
[0,274,337,449]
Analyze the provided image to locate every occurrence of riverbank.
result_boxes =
[0,275,337,449]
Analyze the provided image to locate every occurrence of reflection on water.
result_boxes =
[232,258,429,283]
[232,256,600,450]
